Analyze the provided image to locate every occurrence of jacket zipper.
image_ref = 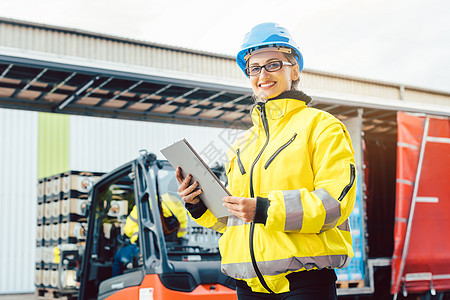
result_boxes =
[264,133,297,169]
[249,103,274,294]
[338,164,356,201]
[236,148,246,175]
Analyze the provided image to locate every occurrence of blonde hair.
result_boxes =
[283,53,300,90]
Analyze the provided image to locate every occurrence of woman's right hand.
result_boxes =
[175,167,203,205]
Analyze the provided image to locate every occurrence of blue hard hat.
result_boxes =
[236,22,303,76]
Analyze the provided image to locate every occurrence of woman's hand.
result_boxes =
[175,167,202,205]
[223,196,256,222]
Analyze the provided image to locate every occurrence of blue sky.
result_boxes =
[1,0,449,92]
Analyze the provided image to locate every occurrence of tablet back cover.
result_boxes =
[160,139,231,218]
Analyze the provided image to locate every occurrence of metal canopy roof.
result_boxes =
[0,52,399,134]
[0,55,256,129]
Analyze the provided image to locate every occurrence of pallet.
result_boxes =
[336,279,365,289]
[35,288,75,300]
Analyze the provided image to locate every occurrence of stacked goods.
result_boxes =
[35,171,103,297]
[335,186,366,289]
[35,178,45,289]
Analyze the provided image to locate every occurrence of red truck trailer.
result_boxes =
[391,112,450,298]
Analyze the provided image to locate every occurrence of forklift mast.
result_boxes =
[77,151,236,300]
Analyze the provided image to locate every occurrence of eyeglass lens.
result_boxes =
[247,61,283,76]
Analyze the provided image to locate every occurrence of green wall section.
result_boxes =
[38,112,70,178]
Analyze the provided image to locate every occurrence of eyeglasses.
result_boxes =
[245,60,293,76]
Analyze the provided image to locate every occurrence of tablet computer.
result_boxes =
[160,139,232,218]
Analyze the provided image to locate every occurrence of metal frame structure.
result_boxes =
[1,47,450,133]
[0,48,253,129]
[393,117,430,299]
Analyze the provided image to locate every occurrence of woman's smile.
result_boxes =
[248,51,299,100]
[259,81,276,89]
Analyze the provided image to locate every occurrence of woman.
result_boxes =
[176,22,356,299]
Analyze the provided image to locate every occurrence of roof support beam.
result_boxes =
[11,68,48,98]
[110,80,143,101]
[232,104,253,115]
[0,64,13,81]
[48,72,77,95]
[216,103,253,119]
[37,72,77,101]
[85,77,112,98]
[55,75,100,111]
[183,91,226,110]
[22,68,48,92]
[147,87,199,112]
[189,94,251,117]
[172,91,226,115]
[121,84,172,110]
[137,84,172,104]
[95,80,143,107]
[209,94,251,112]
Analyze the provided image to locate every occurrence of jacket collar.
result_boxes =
[251,90,310,126]
[270,90,312,105]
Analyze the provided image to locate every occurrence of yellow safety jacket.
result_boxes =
[124,194,188,244]
[124,206,139,244]
[161,194,188,238]
[192,96,357,294]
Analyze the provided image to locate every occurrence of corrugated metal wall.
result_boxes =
[300,71,402,100]
[0,21,242,80]
[404,89,450,106]
[69,115,242,172]
[0,108,38,294]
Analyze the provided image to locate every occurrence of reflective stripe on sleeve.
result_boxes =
[283,190,303,231]
[313,188,341,233]
[207,217,228,232]
[228,215,246,227]
[337,219,350,232]
[222,254,350,279]
[129,214,138,224]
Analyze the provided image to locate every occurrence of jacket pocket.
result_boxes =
[264,133,297,169]
[236,148,246,175]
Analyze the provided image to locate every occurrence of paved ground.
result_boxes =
[0,294,35,300]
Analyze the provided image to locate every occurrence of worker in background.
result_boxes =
[123,205,140,244]
[111,205,139,276]
[113,188,188,275]
[160,176,189,241]
[160,193,188,240]
[176,22,356,299]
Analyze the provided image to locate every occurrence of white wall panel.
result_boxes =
[69,115,244,173]
[0,108,38,294]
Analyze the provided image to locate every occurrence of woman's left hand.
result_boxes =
[223,196,256,222]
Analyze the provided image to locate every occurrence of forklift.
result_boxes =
[73,150,236,299]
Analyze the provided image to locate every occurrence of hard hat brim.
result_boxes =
[237,42,303,77]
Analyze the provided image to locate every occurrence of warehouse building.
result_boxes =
[0,17,449,294]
